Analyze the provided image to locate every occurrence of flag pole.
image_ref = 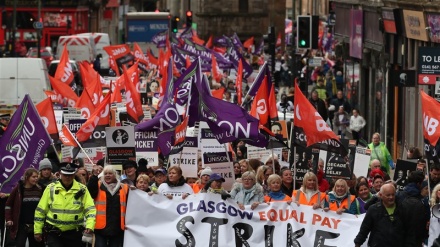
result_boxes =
[51,142,61,164]
[65,125,95,165]
[241,62,267,108]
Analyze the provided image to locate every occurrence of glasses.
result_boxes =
[242,178,254,182]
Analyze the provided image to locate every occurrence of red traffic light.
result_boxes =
[186,11,192,17]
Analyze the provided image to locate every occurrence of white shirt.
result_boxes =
[158,183,193,197]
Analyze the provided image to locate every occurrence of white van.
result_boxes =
[77,33,110,69]
[0,58,50,105]
[57,35,96,63]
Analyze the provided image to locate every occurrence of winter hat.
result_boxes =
[200,167,213,177]
[369,168,384,180]
[39,158,52,171]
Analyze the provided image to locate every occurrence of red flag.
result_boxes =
[59,124,78,147]
[54,45,74,85]
[276,32,282,47]
[75,89,96,119]
[268,83,278,121]
[49,76,79,107]
[174,116,189,146]
[235,59,243,105]
[123,66,144,123]
[211,87,225,100]
[421,90,440,146]
[294,83,339,147]
[76,93,111,142]
[133,42,150,71]
[36,97,58,135]
[147,48,158,66]
[111,80,123,103]
[192,33,205,45]
[205,35,213,49]
[250,76,270,125]
[44,90,58,102]
[108,55,120,76]
[212,55,223,83]
[243,36,254,49]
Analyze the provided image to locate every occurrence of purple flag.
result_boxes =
[180,27,193,40]
[181,39,233,69]
[231,33,245,51]
[213,36,230,47]
[245,62,271,98]
[253,40,264,55]
[195,71,264,145]
[227,45,253,79]
[152,30,168,48]
[0,95,51,193]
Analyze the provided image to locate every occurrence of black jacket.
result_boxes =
[309,97,328,121]
[354,201,405,247]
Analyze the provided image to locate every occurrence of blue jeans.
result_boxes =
[94,233,123,247]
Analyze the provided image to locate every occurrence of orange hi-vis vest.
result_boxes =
[293,189,326,206]
[326,194,355,211]
[94,181,129,230]
[264,194,292,203]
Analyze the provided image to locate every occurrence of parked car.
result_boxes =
[26,47,54,67]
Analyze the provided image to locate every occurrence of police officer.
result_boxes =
[34,163,96,247]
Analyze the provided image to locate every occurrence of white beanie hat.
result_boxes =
[200,167,213,177]
[39,158,52,171]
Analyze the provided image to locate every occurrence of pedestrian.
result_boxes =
[230,171,264,210]
[5,168,44,247]
[157,166,193,199]
[309,90,328,121]
[324,179,356,214]
[264,174,292,203]
[93,54,102,73]
[349,108,366,142]
[34,162,96,247]
[87,165,129,247]
[368,133,394,174]
[333,105,350,138]
[354,184,405,247]
[192,167,212,194]
[121,160,138,186]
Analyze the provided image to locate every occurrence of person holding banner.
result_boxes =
[264,174,292,203]
[192,167,213,194]
[5,168,43,247]
[201,173,230,200]
[230,171,264,210]
[87,165,129,247]
[121,160,138,186]
[292,172,326,209]
[354,184,405,247]
[158,166,193,199]
[324,179,356,214]
[354,182,373,214]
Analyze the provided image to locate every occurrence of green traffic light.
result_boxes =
[173,28,178,33]
[300,40,306,46]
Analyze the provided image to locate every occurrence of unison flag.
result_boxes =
[0,95,51,193]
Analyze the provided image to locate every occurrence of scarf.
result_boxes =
[207,187,224,194]
[328,191,348,205]
[102,179,121,196]
[242,185,256,204]
[267,191,286,201]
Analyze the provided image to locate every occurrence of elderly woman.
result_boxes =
[264,174,292,203]
[230,171,264,210]
[368,132,394,174]
[292,172,326,209]
[158,166,193,199]
[5,168,43,247]
[87,165,129,247]
[324,179,356,214]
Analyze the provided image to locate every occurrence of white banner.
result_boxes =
[125,191,366,247]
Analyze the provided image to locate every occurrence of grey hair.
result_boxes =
[100,165,120,181]
[241,171,256,182]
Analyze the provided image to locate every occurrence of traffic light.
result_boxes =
[186,11,193,28]
[297,16,311,49]
[171,16,179,33]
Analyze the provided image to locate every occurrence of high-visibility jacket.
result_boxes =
[292,189,326,207]
[94,181,128,230]
[34,180,96,234]
[326,194,356,213]
[264,194,292,202]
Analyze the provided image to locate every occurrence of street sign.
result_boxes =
[308,57,323,67]
[33,21,43,30]
[418,46,440,85]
